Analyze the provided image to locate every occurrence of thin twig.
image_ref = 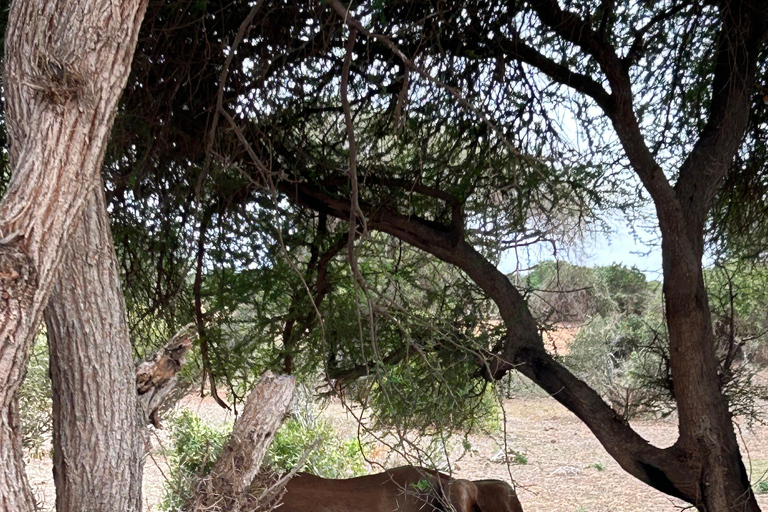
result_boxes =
[328,0,526,160]
[197,0,266,199]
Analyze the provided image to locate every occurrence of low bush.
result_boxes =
[264,383,367,478]
[160,397,367,510]
[160,410,231,511]
[264,416,367,478]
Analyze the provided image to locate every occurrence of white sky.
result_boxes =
[497,216,664,280]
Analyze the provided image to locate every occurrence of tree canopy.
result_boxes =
[2,0,768,510]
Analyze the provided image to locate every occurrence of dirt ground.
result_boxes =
[25,392,768,512]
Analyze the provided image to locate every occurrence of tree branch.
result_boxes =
[522,0,691,246]
[674,0,768,236]
[495,36,613,111]
[193,206,230,411]
[136,324,197,428]
[328,343,416,383]
[282,221,348,374]
[188,371,296,509]
[622,1,696,70]
[276,176,700,501]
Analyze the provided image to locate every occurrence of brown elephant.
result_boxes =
[275,465,523,512]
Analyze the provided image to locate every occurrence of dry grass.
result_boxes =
[317,396,768,512]
[24,392,768,512]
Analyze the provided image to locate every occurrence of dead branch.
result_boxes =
[188,371,296,511]
[136,323,197,427]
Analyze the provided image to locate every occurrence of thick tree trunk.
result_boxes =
[44,186,144,512]
[660,217,759,511]
[0,0,148,509]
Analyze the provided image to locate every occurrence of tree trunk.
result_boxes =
[660,211,759,511]
[0,0,148,509]
[188,371,296,511]
[44,186,144,512]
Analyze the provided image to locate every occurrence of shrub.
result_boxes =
[511,451,528,465]
[160,410,231,511]
[264,384,367,478]
[19,336,52,456]
[161,398,367,510]
[564,313,675,420]
[264,417,367,479]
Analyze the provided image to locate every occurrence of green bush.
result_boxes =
[564,312,674,420]
[19,336,52,456]
[264,416,367,478]
[160,410,232,511]
[161,401,367,510]
[511,451,528,465]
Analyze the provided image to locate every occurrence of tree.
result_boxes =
[44,186,143,511]
[3,0,766,511]
[104,1,762,510]
[271,2,765,509]
[0,0,149,509]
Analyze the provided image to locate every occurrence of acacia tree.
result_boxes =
[283,2,766,509]
[152,0,762,510]
[6,0,764,510]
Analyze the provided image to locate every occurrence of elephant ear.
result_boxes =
[445,479,481,512]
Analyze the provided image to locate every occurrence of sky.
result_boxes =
[497,215,664,280]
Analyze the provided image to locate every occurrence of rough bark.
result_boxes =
[136,323,197,428]
[45,186,144,512]
[188,371,296,511]
[0,0,148,509]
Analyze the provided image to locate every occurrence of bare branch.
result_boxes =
[136,324,197,428]
[198,0,266,198]
[328,0,526,159]
[189,372,296,510]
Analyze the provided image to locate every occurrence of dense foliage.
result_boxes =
[5,0,768,507]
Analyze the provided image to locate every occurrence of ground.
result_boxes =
[24,390,768,512]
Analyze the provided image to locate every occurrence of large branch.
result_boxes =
[527,0,678,212]
[673,0,768,236]
[187,371,296,510]
[276,177,700,501]
[495,37,613,111]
